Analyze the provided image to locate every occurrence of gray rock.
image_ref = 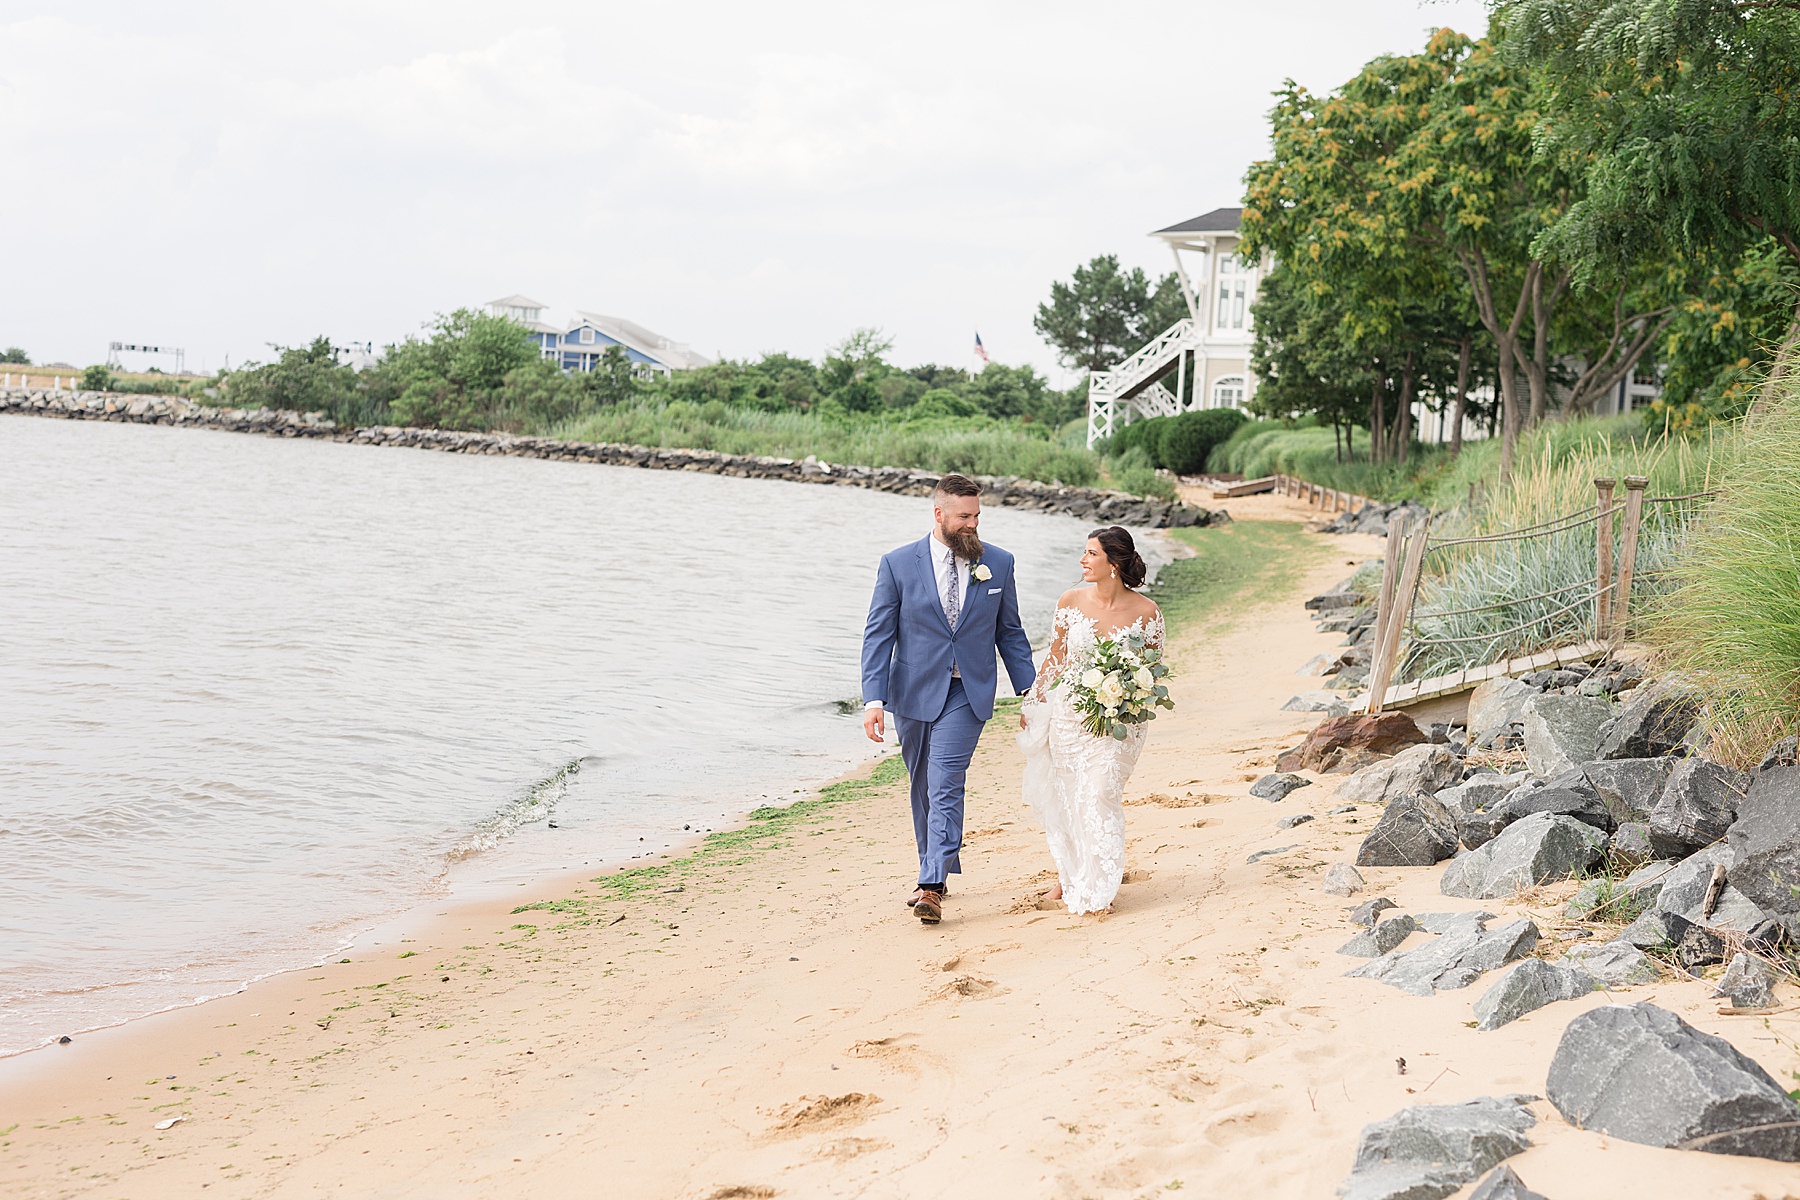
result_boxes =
[1564,879,1608,920]
[1561,939,1660,987]
[1758,736,1800,773]
[1546,1001,1800,1160]
[1247,845,1297,864]
[1620,905,1693,951]
[1283,690,1348,715]
[1728,764,1800,917]
[1440,814,1608,900]
[1714,952,1779,1009]
[1337,744,1465,808]
[1474,958,1594,1030]
[1469,677,1539,749]
[1278,812,1316,829]
[1437,774,1528,821]
[1676,923,1729,970]
[1595,675,1705,760]
[1648,757,1749,859]
[1336,1096,1536,1200]
[1339,915,1422,958]
[1462,786,1615,851]
[1329,804,1358,815]
[1414,910,1495,934]
[1323,862,1366,896]
[1467,1164,1548,1200]
[1357,792,1461,867]
[1349,897,1397,926]
[1619,855,1692,909]
[1346,918,1540,996]
[1521,694,1615,778]
[1250,772,1314,801]
[1609,822,1654,867]
[1582,757,1677,823]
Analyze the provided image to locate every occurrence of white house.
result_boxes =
[486,295,713,379]
[1085,207,1265,447]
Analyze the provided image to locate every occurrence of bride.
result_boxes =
[1018,526,1165,915]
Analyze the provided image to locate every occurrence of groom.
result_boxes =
[861,473,1036,925]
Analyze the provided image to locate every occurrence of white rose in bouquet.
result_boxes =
[1096,673,1126,707]
[1133,666,1154,691]
[1080,668,1104,689]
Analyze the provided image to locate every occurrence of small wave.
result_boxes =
[447,757,583,861]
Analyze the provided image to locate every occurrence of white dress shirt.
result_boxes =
[866,535,968,710]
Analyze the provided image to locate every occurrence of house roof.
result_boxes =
[572,311,713,370]
[1152,207,1242,234]
[487,293,549,310]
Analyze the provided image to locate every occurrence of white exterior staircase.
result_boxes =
[1087,318,1213,447]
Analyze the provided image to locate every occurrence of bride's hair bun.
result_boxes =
[1089,525,1147,588]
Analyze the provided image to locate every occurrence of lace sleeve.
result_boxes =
[1146,609,1166,654]
[1029,607,1074,702]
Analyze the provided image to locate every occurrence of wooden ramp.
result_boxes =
[1381,640,1611,713]
[1211,475,1278,498]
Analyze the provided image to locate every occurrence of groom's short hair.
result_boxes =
[934,473,982,500]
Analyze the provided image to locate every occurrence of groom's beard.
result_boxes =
[940,526,984,562]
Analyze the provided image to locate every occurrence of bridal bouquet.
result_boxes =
[1068,630,1173,740]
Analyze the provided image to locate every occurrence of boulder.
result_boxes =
[1346,918,1540,996]
[1283,691,1349,715]
[1337,744,1465,807]
[1250,772,1313,802]
[1714,952,1779,1009]
[1440,814,1608,900]
[1473,959,1594,1030]
[1437,773,1528,820]
[1356,793,1461,867]
[1546,1002,1800,1160]
[1648,757,1750,859]
[1758,736,1799,773]
[1609,822,1654,867]
[1278,712,1427,773]
[1467,1164,1549,1200]
[1620,906,1693,951]
[1348,897,1397,926]
[1521,694,1615,778]
[1582,757,1677,824]
[1560,939,1660,987]
[1461,786,1614,851]
[1278,812,1315,829]
[1727,764,1800,917]
[1469,677,1538,749]
[1336,1096,1536,1200]
[1595,675,1705,760]
[1323,747,1394,774]
[1414,910,1496,934]
[1619,855,1694,910]
[1338,915,1422,958]
[1676,923,1729,970]
[1323,862,1366,897]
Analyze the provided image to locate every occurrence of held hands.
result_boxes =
[862,706,886,743]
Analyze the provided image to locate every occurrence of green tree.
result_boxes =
[1,347,29,364]
[1502,0,1800,405]
[965,362,1052,421]
[371,309,538,430]
[80,365,114,391]
[820,327,894,414]
[226,336,365,423]
[1034,255,1185,373]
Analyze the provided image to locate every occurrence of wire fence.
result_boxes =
[1363,478,1718,712]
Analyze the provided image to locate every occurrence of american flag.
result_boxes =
[973,332,990,364]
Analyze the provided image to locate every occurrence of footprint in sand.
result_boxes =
[765,1093,881,1139]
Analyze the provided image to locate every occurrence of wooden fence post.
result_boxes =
[1609,476,1649,636]
[1594,477,1616,640]
[1365,514,1433,714]
[1369,513,1408,671]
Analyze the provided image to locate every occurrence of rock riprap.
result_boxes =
[1277,713,1425,774]
[1473,959,1594,1030]
[1520,694,1614,777]
[1467,1164,1548,1200]
[1582,757,1676,823]
[1323,863,1366,896]
[1338,915,1421,958]
[1595,675,1704,759]
[1468,677,1537,749]
[1249,772,1312,802]
[1336,744,1463,808]
[1649,756,1750,859]
[1460,782,1614,851]
[1546,1002,1800,1160]
[1714,952,1779,1009]
[1727,764,1800,918]
[1346,917,1539,996]
[1335,1096,1536,1200]
[0,390,1222,529]
[1440,813,1607,899]
[1559,939,1659,987]
[1356,793,1460,867]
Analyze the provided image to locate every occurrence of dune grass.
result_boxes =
[1644,378,1800,765]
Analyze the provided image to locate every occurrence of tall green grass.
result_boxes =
[1646,377,1800,765]
[552,399,1103,488]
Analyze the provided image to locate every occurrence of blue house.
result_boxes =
[486,295,713,378]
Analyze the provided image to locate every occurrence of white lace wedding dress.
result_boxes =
[1018,606,1164,915]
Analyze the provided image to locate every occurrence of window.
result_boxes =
[580,327,595,344]
[1214,252,1250,332]
[1211,375,1246,408]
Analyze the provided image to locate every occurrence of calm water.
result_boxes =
[0,416,1109,1056]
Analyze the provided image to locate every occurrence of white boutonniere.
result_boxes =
[971,562,992,582]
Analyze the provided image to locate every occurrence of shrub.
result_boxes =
[80,365,113,391]
[1157,408,1247,474]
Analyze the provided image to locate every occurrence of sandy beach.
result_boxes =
[7,497,1800,1200]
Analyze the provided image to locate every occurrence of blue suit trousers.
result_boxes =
[894,677,985,888]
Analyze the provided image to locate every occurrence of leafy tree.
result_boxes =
[1,347,29,364]
[80,365,114,391]
[1651,239,1800,429]
[965,362,1051,421]
[588,345,639,408]
[820,327,894,414]
[373,309,538,430]
[1502,0,1800,405]
[1034,255,1185,373]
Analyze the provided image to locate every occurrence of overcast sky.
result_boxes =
[0,0,1489,381]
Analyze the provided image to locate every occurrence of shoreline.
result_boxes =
[0,389,1221,530]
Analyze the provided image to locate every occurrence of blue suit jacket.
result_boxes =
[861,535,1037,723]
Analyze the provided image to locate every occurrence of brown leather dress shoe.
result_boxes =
[914,889,943,924]
[906,886,950,907]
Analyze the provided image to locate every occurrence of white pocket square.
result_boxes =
[987,587,1001,594]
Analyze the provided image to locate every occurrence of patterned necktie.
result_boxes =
[944,548,960,631]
